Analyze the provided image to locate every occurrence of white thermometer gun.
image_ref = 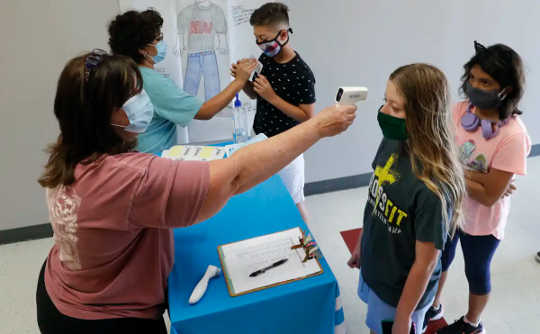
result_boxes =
[189,265,221,305]
[336,87,368,105]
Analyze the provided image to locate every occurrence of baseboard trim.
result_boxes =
[304,172,372,196]
[1,143,538,245]
[530,143,540,157]
[0,223,52,245]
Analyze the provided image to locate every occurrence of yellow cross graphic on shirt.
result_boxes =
[375,154,398,186]
[373,154,399,212]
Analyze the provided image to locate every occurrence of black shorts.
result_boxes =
[36,260,167,334]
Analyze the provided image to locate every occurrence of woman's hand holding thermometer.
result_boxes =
[336,87,368,105]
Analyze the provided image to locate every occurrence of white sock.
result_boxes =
[463,315,480,328]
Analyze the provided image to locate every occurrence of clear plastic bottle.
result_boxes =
[232,94,249,143]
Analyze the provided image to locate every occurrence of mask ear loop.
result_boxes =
[497,88,508,101]
[110,99,133,129]
[139,42,157,64]
[497,88,509,120]
[278,29,290,47]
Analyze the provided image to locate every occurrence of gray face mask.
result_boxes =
[464,81,507,110]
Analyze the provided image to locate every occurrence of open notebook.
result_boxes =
[218,227,323,297]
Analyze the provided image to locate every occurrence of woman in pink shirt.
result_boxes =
[425,42,531,334]
[35,50,357,333]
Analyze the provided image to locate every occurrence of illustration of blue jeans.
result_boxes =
[183,50,221,101]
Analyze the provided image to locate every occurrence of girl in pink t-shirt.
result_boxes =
[427,42,531,334]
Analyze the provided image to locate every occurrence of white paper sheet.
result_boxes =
[219,227,322,295]
[162,145,227,161]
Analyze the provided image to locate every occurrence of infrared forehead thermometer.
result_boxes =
[336,87,368,105]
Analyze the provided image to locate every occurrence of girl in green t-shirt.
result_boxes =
[348,64,466,334]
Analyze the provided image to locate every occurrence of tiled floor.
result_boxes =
[1,156,539,333]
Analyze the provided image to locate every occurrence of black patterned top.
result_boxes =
[253,52,316,137]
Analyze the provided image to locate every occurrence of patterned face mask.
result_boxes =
[257,28,292,57]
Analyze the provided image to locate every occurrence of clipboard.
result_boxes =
[217,227,324,297]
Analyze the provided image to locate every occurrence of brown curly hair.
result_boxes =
[108,9,163,64]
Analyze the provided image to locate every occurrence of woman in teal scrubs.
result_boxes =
[108,9,256,154]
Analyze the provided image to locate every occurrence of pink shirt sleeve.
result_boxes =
[491,132,531,175]
[130,157,210,228]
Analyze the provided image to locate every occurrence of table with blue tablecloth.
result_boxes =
[167,171,346,334]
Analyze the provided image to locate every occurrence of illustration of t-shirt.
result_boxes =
[453,101,531,239]
[360,138,448,310]
[178,2,227,53]
[253,52,316,137]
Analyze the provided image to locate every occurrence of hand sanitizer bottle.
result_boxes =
[233,94,249,143]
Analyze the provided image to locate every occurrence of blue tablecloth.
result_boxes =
[167,174,346,334]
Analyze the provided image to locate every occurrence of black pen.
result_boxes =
[249,258,288,277]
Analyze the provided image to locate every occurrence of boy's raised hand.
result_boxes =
[230,58,257,83]
[253,74,277,102]
[235,59,257,83]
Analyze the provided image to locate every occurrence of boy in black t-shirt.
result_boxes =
[232,2,316,222]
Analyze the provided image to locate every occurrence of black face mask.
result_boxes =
[464,81,507,110]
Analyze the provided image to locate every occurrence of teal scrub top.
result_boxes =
[137,66,203,155]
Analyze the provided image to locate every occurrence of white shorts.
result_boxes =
[277,154,305,204]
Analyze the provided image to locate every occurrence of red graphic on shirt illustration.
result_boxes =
[190,21,213,34]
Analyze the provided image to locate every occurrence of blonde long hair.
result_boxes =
[390,63,465,235]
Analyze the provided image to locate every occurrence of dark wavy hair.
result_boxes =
[108,9,163,64]
[460,42,525,120]
[250,2,289,27]
[38,53,142,188]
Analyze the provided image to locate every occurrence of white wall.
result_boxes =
[1,0,539,230]
[285,0,540,182]
[0,0,120,230]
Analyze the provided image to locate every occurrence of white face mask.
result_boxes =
[111,89,154,133]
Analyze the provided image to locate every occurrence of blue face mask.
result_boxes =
[112,89,154,133]
[153,40,167,63]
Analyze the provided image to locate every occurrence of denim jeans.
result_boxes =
[183,50,220,100]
